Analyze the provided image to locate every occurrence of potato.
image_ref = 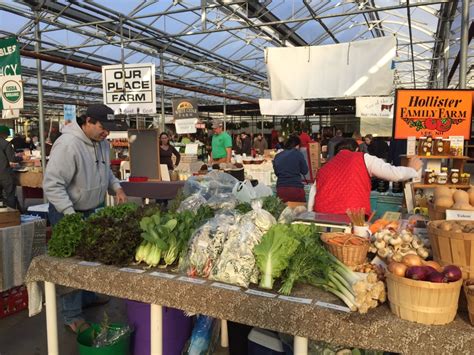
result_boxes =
[435,196,454,208]
[439,221,452,231]
[453,190,470,204]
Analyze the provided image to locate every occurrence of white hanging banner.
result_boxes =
[265,36,395,100]
[356,96,394,118]
[102,63,156,115]
[258,99,305,116]
[2,108,19,119]
[0,75,23,110]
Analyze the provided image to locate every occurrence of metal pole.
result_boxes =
[459,0,469,89]
[223,77,227,131]
[35,12,47,189]
[160,52,165,132]
[443,18,451,88]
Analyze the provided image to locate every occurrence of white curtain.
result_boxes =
[258,99,305,116]
[265,36,396,100]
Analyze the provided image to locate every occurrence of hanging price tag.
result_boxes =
[210,282,241,291]
[78,261,101,267]
[119,267,146,274]
[177,276,206,284]
[149,271,176,279]
[315,301,351,313]
[245,289,276,298]
[278,295,312,304]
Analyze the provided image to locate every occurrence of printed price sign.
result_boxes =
[315,301,351,313]
[278,295,312,304]
[245,289,276,298]
[78,261,101,267]
[177,276,206,285]
[149,272,176,279]
[210,282,241,292]
[119,267,146,274]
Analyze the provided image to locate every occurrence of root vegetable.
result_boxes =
[416,247,429,259]
[389,235,403,246]
[377,248,390,258]
[411,237,424,249]
[391,252,403,263]
[402,254,423,267]
[388,262,407,277]
[374,240,386,249]
[423,260,442,272]
[406,266,429,281]
[401,233,413,243]
[443,265,462,282]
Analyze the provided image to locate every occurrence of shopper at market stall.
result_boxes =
[43,104,127,333]
[233,133,243,154]
[359,134,372,153]
[160,132,181,171]
[240,132,252,155]
[326,129,344,160]
[253,132,268,155]
[211,119,232,163]
[299,127,312,148]
[312,138,422,215]
[273,135,309,202]
[0,125,23,209]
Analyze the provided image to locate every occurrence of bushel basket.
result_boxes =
[321,232,369,266]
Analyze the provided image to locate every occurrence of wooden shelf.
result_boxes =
[412,183,471,189]
[402,155,470,160]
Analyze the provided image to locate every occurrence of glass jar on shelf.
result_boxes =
[434,137,444,155]
[424,169,436,185]
[417,137,427,156]
[449,169,460,185]
[436,172,448,185]
[461,173,471,185]
[442,139,451,155]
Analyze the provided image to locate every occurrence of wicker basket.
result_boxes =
[386,272,462,325]
[427,220,474,279]
[427,202,447,220]
[464,279,474,326]
[321,232,369,266]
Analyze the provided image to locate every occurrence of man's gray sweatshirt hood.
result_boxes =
[43,120,120,214]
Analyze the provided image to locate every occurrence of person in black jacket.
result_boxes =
[0,126,22,208]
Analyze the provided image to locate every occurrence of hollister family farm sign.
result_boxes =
[102,63,156,114]
[0,36,22,111]
[393,89,473,139]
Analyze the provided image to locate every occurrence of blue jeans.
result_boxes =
[48,203,99,325]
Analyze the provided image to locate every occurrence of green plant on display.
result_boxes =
[47,213,86,257]
[261,195,286,220]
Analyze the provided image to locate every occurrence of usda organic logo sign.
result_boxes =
[2,80,22,103]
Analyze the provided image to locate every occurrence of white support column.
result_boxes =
[44,282,59,355]
[150,304,163,355]
[220,319,229,347]
[294,335,308,355]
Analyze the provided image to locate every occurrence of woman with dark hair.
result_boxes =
[159,132,181,171]
[311,138,422,215]
[272,135,309,203]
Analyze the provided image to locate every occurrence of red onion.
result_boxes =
[442,265,462,282]
[427,271,446,283]
[423,266,438,276]
[405,266,429,281]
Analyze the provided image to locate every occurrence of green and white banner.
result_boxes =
[0,36,22,111]
[0,75,23,111]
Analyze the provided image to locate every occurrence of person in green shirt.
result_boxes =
[211,120,232,163]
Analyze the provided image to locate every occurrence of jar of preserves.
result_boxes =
[450,169,460,184]
[434,137,444,155]
[441,167,448,174]
[436,172,448,185]
[424,169,436,184]
[417,137,427,155]
[461,173,471,185]
[442,139,451,155]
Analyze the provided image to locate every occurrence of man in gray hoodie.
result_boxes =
[43,103,127,332]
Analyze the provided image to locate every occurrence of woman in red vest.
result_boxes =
[313,139,422,215]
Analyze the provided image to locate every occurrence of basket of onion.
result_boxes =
[386,254,463,325]
[464,279,474,325]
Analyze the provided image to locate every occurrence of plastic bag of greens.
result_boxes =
[178,193,207,213]
[206,193,238,210]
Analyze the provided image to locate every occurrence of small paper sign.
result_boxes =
[119,267,146,274]
[245,289,276,298]
[149,271,176,279]
[177,276,206,284]
[446,209,474,221]
[278,295,312,304]
[211,282,241,291]
[78,261,101,267]
[315,301,351,313]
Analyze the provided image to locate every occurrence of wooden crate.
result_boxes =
[427,202,447,220]
[0,209,21,228]
[428,220,474,279]
[386,272,462,325]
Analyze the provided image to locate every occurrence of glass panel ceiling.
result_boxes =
[0,0,472,117]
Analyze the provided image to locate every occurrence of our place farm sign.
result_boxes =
[393,89,473,139]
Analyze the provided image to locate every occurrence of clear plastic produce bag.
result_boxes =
[178,193,207,213]
[184,171,238,200]
[206,193,238,210]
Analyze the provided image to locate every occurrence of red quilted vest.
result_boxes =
[314,150,371,214]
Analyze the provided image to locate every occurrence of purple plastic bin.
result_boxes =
[126,300,192,355]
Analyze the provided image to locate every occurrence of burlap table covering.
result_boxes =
[25,255,474,354]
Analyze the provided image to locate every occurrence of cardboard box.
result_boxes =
[17,171,43,188]
[0,209,21,228]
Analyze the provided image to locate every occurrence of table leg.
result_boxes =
[294,335,308,355]
[220,319,229,347]
[44,281,59,355]
[150,304,163,355]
